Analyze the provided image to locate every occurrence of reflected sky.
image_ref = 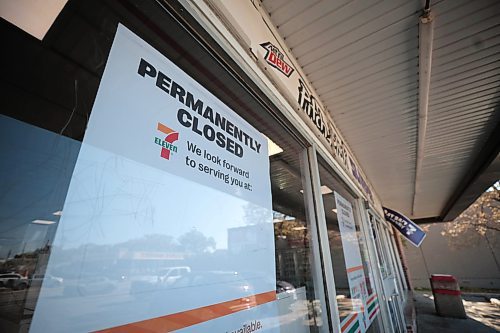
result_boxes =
[1,114,277,332]
[0,115,273,256]
[33,140,276,333]
[54,141,264,250]
[0,115,276,333]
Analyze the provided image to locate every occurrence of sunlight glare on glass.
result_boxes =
[32,220,57,225]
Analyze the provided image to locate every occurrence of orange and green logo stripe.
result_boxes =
[367,294,380,320]
[341,312,361,333]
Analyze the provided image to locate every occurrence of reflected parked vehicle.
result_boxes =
[0,273,29,290]
[63,275,116,296]
[130,266,191,295]
[157,266,191,286]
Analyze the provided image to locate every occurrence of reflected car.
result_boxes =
[63,276,116,296]
[130,266,191,295]
[0,273,29,290]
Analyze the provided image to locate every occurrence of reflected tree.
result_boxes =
[178,229,216,254]
[125,234,177,252]
[243,203,271,225]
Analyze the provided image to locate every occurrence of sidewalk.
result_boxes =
[414,291,500,332]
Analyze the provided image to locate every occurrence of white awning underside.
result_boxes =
[261,0,500,220]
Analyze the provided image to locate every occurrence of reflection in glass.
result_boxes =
[317,157,382,332]
[0,115,81,331]
[1,0,331,331]
[23,134,276,332]
[270,153,326,333]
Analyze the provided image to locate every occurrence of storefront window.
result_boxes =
[270,153,327,332]
[1,1,327,332]
[316,157,381,333]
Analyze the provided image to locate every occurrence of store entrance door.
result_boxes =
[369,215,406,333]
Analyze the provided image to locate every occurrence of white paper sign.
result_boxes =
[30,24,278,333]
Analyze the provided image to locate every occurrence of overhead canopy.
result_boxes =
[261,0,500,222]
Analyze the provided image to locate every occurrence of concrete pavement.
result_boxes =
[414,291,500,332]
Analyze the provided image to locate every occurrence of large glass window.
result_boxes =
[0,1,328,332]
[316,157,381,333]
[271,153,328,332]
[356,220,383,333]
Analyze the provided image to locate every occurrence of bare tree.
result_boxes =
[440,181,499,265]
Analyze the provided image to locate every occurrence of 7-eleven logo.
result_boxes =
[154,122,179,160]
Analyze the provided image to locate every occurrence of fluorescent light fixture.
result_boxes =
[0,0,68,40]
[266,136,283,156]
[320,185,333,195]
[412,6,434,216]
[52,210,63,216]
[300,185,332,195]
[32,220,56,225]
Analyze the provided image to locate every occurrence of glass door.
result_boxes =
[312,156,384,333]
[369,215,405,333]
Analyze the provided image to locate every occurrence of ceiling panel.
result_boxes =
[415,0,500,217]
[262,0,500,219]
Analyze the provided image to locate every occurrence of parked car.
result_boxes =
[0,273,29,290]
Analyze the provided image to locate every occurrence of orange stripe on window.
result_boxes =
[346,265,364,273]
[341,312,358,332]
[367,294,377,304]
[94,290,276,333]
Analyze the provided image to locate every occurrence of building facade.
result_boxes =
[1,1,420,332]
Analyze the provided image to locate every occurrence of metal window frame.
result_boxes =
[387,229,409,300]
[360,208,396,333]
[301,147,333,333]
[381,226,406,332]
[306,146,342,333]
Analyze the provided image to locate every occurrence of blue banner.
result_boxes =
[383,207,426,247]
